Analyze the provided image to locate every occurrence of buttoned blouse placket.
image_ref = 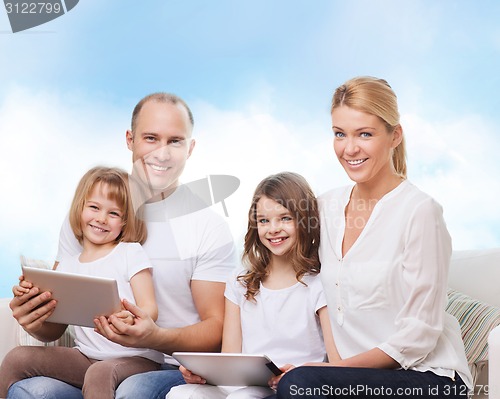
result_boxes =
[334,195,348,327]
[335,257,344,326]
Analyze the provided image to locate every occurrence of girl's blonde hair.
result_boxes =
[69,166,147,245]
[331,76,407,179]
[238,172,320,302]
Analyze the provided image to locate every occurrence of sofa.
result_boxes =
[446,248,500,398]
[1,249,499,398]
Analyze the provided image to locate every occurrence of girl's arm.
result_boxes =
[318,306,341,363]
[221,298,242,353]
[13,275,31,297]
[180,297,242,385]
[127,268,157,322]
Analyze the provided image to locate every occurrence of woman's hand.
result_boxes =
[269,364,295,390]
[179,365,206,384]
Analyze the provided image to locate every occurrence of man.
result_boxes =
[8,93,237,398]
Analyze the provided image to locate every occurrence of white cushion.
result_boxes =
[0,298,18,362]
[449,249,500,307]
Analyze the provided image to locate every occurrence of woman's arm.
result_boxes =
[329,348,399,368]
[377,198,451,369]
[302,307,397,370]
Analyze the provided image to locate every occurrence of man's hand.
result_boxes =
[94,299,159,348]
[10,283,63,341]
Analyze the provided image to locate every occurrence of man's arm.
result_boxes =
[95,280,226,355]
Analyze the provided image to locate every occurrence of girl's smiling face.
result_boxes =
[80,183,124,249]
[256,195,297,258]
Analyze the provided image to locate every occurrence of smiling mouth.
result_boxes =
[148,164,170,172]
[269,237,288,244]
[89,224,108,233]
[346,158,367,166]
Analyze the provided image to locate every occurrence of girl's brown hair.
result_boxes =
[238,172,320,301]
[69,166,147,245]
[331,76,407,179]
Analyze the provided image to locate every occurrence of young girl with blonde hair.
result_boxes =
[0,166,162,399]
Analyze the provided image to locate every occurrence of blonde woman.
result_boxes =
[273,77,472,398]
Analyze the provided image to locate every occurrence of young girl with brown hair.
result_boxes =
[168,171,339,399]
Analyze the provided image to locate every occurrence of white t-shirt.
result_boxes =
[225,269,327,367]
[57,242,164,363]
[318,180,472,389]
[57,185,237,364]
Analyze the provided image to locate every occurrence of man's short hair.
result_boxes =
[131,92,194,132]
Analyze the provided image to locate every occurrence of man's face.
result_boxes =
[126,101,195,197]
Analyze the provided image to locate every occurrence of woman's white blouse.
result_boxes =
[319,180,472,389]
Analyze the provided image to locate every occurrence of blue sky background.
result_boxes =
[1,0,499,298]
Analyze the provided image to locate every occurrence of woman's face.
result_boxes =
[331,105,402,186]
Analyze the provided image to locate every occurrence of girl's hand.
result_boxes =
[12,276,33,297]
[269,364,295,390]
[106,310,134,334]
[179,365,206,384]
[94,299,158,348]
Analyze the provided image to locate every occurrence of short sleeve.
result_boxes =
[56,214,82,262]
[171,209,237,283]
[307,274,328,314]
[224,268,247,306]
[125,242,153,281]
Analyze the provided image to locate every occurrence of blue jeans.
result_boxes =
[270,367,468,399]
[115,364,185,399]
[7,377,83,399]
[7,363,184,399]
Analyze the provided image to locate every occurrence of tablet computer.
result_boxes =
[22,265,122,328]
[172,352,282,386]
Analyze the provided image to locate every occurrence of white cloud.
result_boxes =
[0,86,130,261]
[403,112,500,249]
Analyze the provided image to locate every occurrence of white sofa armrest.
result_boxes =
[489,325,500,399]
[0,298,18,363]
